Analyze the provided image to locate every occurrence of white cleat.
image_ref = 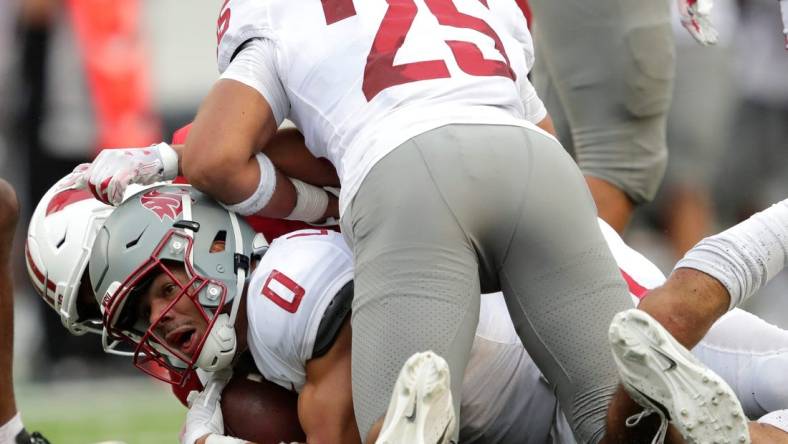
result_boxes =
[375,351,456,444]
[609,309,751,444]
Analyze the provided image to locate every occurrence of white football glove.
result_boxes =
[678,0,719,46]
[181,369,233,444]
[75,142,179,205]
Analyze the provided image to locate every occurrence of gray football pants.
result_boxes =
[340,124,632,443]
[530,0,675,204]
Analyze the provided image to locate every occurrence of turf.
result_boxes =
[15,378,184,444]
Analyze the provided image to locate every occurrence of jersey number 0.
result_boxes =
[321,0,516,100]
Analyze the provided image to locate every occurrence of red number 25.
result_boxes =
[321,0,515,100]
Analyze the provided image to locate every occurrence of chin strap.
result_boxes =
[227,210,246,326]
[195,208,248,372]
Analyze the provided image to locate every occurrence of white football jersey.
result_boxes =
[216,0,542,214]
[245,228,353,392]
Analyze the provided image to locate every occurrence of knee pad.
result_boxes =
[622,23,675,119]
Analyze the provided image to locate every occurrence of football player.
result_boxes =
[72,1,749,442]
[0,179,50,444]
[72,0,785,440]
[85,184,788,444]
[24,170,788,443]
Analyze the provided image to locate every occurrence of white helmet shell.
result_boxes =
[26,175,113,335]
[26,173,162,338]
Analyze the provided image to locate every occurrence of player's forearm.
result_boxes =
[262,128,340,187]
[176,142,338,221]
[176,129,340,189]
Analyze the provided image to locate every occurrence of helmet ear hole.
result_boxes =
[56,235,66,249]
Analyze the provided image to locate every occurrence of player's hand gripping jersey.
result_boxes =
[217,0,545,213]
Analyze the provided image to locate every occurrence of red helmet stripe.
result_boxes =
[46,188,95,216]
[25,243,56,303]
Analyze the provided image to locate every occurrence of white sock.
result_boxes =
[0,413,24,443]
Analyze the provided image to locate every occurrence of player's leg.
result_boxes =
[610,200,788,442]
[340,140,481,443]
[0,179,49,444]
[610,307,788,443]
[0,178,19,436]
[465,128,658,442]
[405,124,661,442]
[529,0,674,233]
[641,197,788,350]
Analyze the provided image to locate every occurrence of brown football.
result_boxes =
[221,369,305,443]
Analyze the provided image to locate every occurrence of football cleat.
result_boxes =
[376,351,456,444]
[15,429,51,444]
[609,309,751,444]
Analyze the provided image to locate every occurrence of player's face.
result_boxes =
[137,266,208,358]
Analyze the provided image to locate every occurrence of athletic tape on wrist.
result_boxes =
[285,178,329,223]
[221,153,277,216]
[155,142,180,180]
[0,413,24,443]
[205,434,246,444]
[675,199,788,310]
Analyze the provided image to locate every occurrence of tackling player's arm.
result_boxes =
[183,36,338,223]
[260,128,339,188]
[175,126,339,194]
[298,318,360,444]
[182,78,296,218]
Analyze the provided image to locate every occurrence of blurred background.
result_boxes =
[0,0,786,442]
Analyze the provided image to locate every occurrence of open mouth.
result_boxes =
[166,326,198,357]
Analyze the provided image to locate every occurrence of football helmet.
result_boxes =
[26,172,160,354]
[89,184,265,386]
[26,170,113,336]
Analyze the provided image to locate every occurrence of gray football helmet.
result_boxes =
[89,184,266,386]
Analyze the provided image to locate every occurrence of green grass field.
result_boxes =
[15,378,185,444]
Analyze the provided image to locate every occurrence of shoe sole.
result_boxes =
[376,351,456,444]
[609,309,750,444]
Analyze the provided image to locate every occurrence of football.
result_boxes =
[221,369,305,443]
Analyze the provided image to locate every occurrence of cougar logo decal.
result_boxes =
[140,189,191,220]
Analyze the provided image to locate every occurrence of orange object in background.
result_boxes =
[66,0,161,152]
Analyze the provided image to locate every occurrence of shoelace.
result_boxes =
[625,408,669,444]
